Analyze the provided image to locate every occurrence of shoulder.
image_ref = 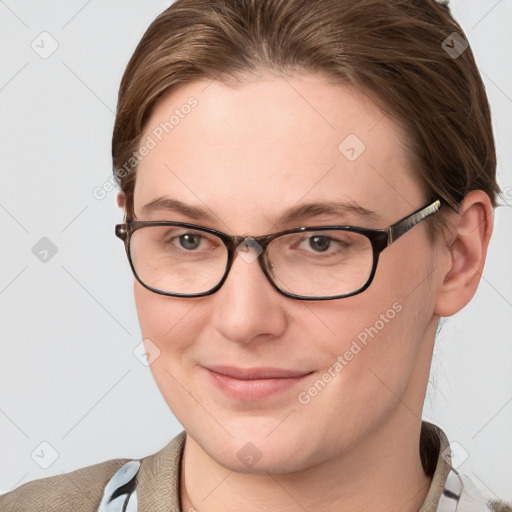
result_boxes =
[456,472,512,512]
[420,422,511,512]
[0,457,130,512]
[0,432,187,512]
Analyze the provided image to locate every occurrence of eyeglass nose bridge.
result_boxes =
[235,236,265,262]
[216,233,278,294]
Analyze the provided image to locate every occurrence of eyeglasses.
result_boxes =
[115,199,441,301]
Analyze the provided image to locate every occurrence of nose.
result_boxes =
[209,242,288,344]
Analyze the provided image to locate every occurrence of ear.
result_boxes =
[117,192,126,209]
[434,190,494,317]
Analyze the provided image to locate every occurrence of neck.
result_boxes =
[180,414,432,512]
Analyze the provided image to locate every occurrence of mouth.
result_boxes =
[204,365,314,400]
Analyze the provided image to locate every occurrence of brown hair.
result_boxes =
[112,0,500,231]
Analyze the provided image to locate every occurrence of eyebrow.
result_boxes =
[140,196,380,226]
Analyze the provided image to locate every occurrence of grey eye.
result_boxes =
[179,233,202,250]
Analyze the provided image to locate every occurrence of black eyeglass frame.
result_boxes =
[115,199,442,301]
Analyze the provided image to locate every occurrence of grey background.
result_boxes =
[1,0,511,501]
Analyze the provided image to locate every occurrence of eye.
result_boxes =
[296,233,351,254]
[156,228,218,253]
[307,235,333,253]
[176,233,203,251]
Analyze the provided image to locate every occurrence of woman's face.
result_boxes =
[131,71,444,473]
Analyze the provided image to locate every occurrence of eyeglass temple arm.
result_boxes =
[387,199,441,245]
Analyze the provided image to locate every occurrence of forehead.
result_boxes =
[133,71,424,230]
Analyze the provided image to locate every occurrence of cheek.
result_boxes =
[291,297,427,446]
[134,282,202,420]
[133,282,201,358]
[309,298,411,390]
[299,253,436,418]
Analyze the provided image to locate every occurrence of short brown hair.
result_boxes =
[112,0,500,227]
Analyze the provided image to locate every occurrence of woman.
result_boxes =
[1,0,509,510]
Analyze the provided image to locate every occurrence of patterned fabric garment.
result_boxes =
[438,471,499,512]
[97,458,496,512]
[97,460,139,512]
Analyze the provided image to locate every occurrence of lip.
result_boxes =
[204,365,314,400]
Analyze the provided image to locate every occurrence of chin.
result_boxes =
[215,439,313,475]
[188,415,325,475]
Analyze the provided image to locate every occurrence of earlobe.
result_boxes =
[117,192,126,209]
[434,190,494,317]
